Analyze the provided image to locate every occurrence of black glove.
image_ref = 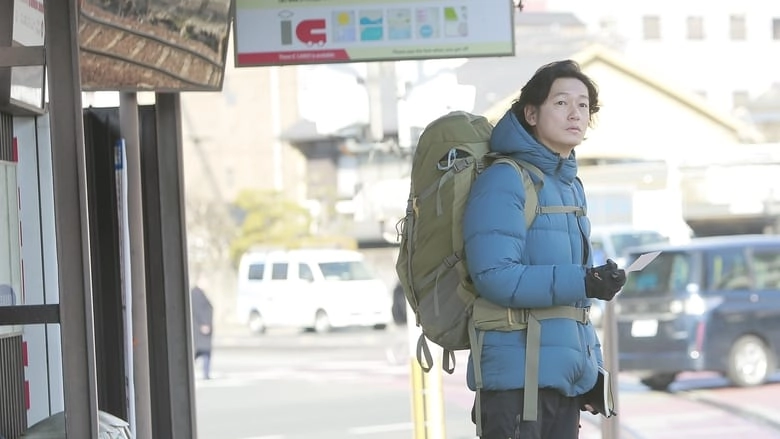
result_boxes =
[585,259,626,301]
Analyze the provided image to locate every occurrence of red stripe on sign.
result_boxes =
[22,341,28,366]
[25,380,30,410]
[237,49,350,66]
[12,137,19,162]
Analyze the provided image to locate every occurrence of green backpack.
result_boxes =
[395,111,589,431]
[395,111,541,356]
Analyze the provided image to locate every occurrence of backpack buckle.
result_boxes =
[507,308,530,325]
[452,157,472,173]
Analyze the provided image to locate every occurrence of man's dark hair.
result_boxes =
[510,60,601,134]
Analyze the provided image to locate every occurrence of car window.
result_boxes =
[707,248,750,291]
[621,251,691,298]
[611,231,668,256]
[248,263,265,280]
[319,261,373,281]
[591,239,607,265]
[298,263,315,282]
[271,263,288,280]
[752,247,780,290]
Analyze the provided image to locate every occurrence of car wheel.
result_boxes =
[727,334,773,387]
[248,311,266,335]
[314,310,331,333]
[639,372,676,391]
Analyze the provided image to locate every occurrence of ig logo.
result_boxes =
[279,10,327,46]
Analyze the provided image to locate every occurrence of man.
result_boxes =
[391,281,407,325]
[462,60,626,438]
[191,285,214,380]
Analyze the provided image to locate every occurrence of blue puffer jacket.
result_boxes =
[462,110,603,397]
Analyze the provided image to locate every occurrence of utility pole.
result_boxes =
[366,61,399,144]
[601,301,621,439]
[367,60,446,436]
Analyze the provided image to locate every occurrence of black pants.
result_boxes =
[472,388,581,439]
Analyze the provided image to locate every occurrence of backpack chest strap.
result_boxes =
[539,205,586,216]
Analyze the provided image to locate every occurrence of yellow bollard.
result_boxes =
[407,304,446,439]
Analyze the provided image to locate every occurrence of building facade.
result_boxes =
[543,0,780,117]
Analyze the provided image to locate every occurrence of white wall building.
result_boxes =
[542,0,780,114]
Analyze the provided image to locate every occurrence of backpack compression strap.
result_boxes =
[521,306,591,421]
[468,306,590,436]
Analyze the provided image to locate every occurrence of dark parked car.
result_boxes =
[616,235,780,391]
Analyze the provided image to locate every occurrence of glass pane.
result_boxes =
[707,248,750,291]
[753,249,780,290]
[247,264,264,280]
[642,15,661,40]
[10,0,46,110]
[0,163,22,336]
[319,261,373,281]
[10,65,45,109]
[611,231,668,256]
[621,251,692,298]
[298,264,314,282]
[730,15,746,40]
[774,18,780,40]
[686,16,705,40]
[271,263,288,280]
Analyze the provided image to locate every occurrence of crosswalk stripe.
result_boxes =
[347,422,412,434]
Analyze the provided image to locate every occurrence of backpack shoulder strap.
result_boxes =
[492,157,541,228]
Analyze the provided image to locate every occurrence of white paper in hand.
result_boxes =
[625,251,661,273]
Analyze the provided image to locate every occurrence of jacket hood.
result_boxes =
[490,110,578,183]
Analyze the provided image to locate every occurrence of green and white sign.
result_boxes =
[234,0,515,66]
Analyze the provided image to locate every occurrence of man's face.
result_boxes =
[524,77,590,156]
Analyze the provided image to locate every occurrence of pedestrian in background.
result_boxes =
[190,285,214,380]
[391,281,407,325]
[462,60,626,438]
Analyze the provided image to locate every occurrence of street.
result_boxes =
[194,325,479,439]
[194,325,780,439]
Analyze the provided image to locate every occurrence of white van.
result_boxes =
[235,248,393,334]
